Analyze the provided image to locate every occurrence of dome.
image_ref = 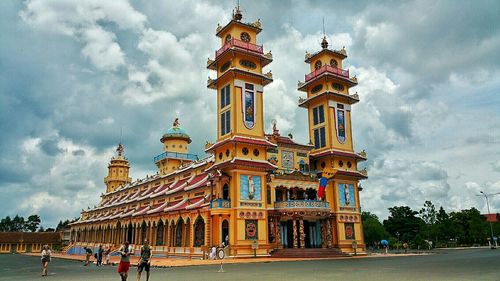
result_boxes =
[161,125,192,144]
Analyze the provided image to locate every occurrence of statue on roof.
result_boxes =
[116,143,124,156]
[173,118,180,129]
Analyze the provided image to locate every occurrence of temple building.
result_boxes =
[68,7,368,258]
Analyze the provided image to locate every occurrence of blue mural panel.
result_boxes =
[338,183,355,207]
[240,175,261,200]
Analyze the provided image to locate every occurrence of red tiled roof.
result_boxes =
[310,149,367,161]
[185,174,209,191]
[206,158,277,172]
[164,199,187,212]
[205,136,276,152]
[132,205,150,217]
[186,196,207,210]
[147,201,169,214]
[335,169,368,179]
[165,178,190,195]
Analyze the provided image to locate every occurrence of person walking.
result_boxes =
[136,239,152,281]
[41,245,52,276]
[97,245,104,266]
[83,246,93,266]
[104,246,111,265]
[118,241,134,281]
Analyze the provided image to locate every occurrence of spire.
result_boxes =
[321,17,329,49]
[233,0,243,21]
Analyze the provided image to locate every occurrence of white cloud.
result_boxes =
[81,26,125,70]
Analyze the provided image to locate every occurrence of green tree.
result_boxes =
[383,206,424,243]
[26,215,41,232]
[11,215,25,232]
[419,201,438,244]
[362,212,389,247]
[435,206,454,246]
[0,216,13,231]
[449,208,488,245]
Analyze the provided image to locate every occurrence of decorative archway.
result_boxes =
[174,218,184,247]
[193,217,205,247]
[140,221,147,243]
[221,219,229,246]
[156,220,164,246]
[185,218,191,247]
[127,222,133,243]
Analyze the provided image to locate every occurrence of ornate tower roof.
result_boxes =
[161,118,192,144]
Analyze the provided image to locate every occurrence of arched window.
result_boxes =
[156,220,164,246]
[175,219,184,247]
[141,221,147,243]
[221,220,229,246]
[193,217,205,247]
[314,60,322,70]
[223,184,229,200]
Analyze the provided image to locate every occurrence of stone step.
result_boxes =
[270,248,349,258]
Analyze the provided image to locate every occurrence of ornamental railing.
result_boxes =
[274,200,330,209]
[210,199,231,209]
[153,151,199,163]
[216,38,264,58]
[305,65,349,82]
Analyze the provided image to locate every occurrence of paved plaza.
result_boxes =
[0,248,499,281]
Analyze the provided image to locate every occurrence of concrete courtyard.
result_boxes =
[0,248,499,281]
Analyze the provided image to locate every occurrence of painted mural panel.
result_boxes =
[336,109,346,143]
[245,220,258,240]
[338,183,355,207]
[243,90,255,128]
[344,223,355,240]
[281,150,294,170]
[240,175,261,200]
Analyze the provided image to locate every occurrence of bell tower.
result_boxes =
[104,143,132,193]
[298,35,368,252]
[205,6,277,255]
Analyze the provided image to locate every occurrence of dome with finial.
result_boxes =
[161,118,192,143]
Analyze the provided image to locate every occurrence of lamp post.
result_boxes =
[477,191,500,249]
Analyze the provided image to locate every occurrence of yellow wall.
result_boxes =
[163,139,189,154]
[216,53,263,77]
[219,24,258,45]
[308,52,344,73]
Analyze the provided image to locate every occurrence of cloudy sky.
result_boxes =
[1,0,499,227]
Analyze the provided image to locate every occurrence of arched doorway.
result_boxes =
[221,219,229,246]
[193,217,205,247]
[185,218,191,247]
[140,221,147,243]
[127,223,133,243]
[222,184,229,200]
[174,218,184,247]
[156,220,164,246]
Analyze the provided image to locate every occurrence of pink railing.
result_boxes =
[305,65,349,82]
[215,38,263,58]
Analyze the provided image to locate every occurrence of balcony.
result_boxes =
[210,199,231,209]
[215,38,263,58]
[153,151,199,163]
[305,65,349,82]
[274,200,330,210]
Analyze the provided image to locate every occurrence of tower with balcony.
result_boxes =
[104,143,132,193]
[205,6,276,255]
[155,118,198,175]
[298,36,368,252]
